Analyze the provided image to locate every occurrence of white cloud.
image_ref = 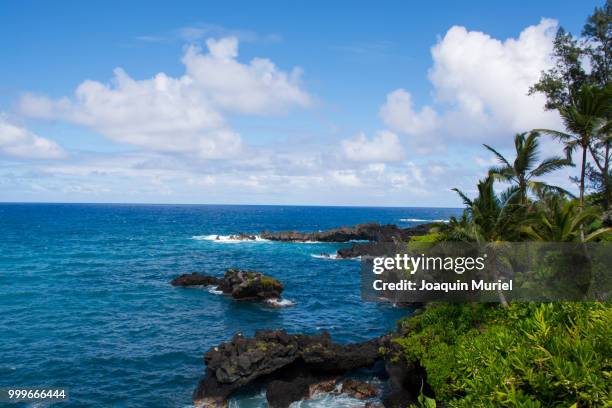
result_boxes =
[20,37,309,159]
[379,90,438,138]
[381,19,562,152]
[341,130,404,162]
[0,116,65,159]
[330,170,362,187]
[183,37,309,114]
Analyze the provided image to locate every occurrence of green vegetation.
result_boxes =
[396,3,612,406]
[259,275,282,289]
[395,303,612,407]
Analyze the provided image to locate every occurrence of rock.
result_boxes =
[380,333,430,408]
[308,378,338,397]
[171,272,221,287]
[335,223,437,259]
[171,269,283,302]
[266,376,339,407]
[219,269,283,300]
[229,233,257,241]
[266,376,315,408]
[341,379,377,399]
[260,223,411,243]
[336,242,393,259]
[193,330,383,407]
[192,395,227,408]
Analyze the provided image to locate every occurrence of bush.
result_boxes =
[393,302,612,407]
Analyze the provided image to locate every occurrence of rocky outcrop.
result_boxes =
[379,315,432,408]
[260,222,411,243]
[171,269,283,302]
[217,269,283,301]
[171,272,221,287]
[335,222,437,259]
[193,330,384,407]
[336,242,393,259]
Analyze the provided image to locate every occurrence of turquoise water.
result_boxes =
[0,204,460,407]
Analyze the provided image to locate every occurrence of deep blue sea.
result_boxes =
[0,204,461,408]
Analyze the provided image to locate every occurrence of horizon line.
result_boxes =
[0,200,461,210]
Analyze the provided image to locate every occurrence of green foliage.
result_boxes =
[485,131,572,203]
[410,232,444,243]
[393,303,612,407]
[522,195,612,242]
[450,176,524,243]
[409,390,438,408]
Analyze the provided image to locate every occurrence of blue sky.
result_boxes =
[0,0,601,206]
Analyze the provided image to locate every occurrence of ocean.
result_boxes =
[0,204,461,407]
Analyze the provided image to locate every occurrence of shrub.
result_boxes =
[393,302,612,407]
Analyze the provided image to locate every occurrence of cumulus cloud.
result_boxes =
[183,37,309,114]
[0,116,65,159]
[20,37,309,159]
[379,90,438,138]
[341,130,404,162]
[381,19,562,152]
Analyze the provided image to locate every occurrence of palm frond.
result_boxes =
[483,144,511,168]
[451,188,472,207]
[531,156,573,177]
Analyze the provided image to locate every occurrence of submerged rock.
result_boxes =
[193,330,384,408]
[171,269,284,302]
[341,379,377,399]
[308,378,338,396]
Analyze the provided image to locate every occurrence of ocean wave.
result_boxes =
[310,253,339,260]
[310,253,361,261]
[265,298,296,308]
[290,390,377,407]
[207,286,223,295]
[400,218,449,223]
[191,234,269,243]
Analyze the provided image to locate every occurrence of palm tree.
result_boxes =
[536,85,612,209]
[522,194,612,242]
[451,176,522,306]
[451,176,522,243]
[484,131,572,204]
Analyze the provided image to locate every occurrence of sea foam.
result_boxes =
[191,234,269,243]
[400,218,449,223]
[265,298,296,307]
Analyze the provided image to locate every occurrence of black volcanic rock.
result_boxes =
[335,222,438,259]
[171,269,283,302]
[341,379,378,399]
[193,330,384,407]
[170,272,221,287]
[219,269,283,300]
[266,376,316,408]
[336,242,392,259]
[260,222,410,243]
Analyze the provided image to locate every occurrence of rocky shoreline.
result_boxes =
[192,329,422,408]
[260,222,412,243]
[186,221,437,406]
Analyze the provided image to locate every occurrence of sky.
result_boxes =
[0,0,603,206]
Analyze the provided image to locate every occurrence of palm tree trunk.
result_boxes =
[580,144,587,208]
[604,143,611,211]
[580,144,587,242]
